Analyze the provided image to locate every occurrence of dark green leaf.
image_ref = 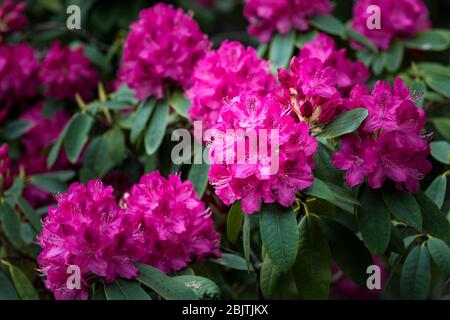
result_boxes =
[260,203,299,271]
[130,99,155,144]
[346,30,378,53]
[29,170,75,193]
[400,245,430,299]
[293,215,331,299]
[383,41,404,72]
[358,187,391,255]
[410,80,427,107]
[243,214,251,265]
[64,113,94,164]
[382,188,422,230]
[47,115,73,168]
[20,223,35,244]
[269,30,296,70]
[188,163,210,198]
[260,255,284,299]
[104,128,126,166]
[415,192,450,240]
[227,201,244,244]
[210,253,253,271]
[4,177,24,199]
[309,15,346,37]
[0,120,31,141]
[320,218,372,287]
[3,261,38,300]
[430,141,450,164]
[425,76,450,99]
[372,54,385,75]
[168,91,190,119]
[80,137,115,181]
[16,197,41,232]
[115,279,151,300]
[403,30,449,51]
[427,237,450,277]
[432,118,450,141]
[104,282,126,300]
[425,175,447,209]
[145,100,169,155]
[0,203,22,249]
[136,263,198,300]
[318,108,368,139]
[0,271,18,300]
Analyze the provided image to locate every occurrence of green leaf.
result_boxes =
[256,42,268,58]
[318,108,368,139]
[80,137,115,182]
[427,237,450,277]
[430,141,450,164]
[403,30,449,51]
[16,197,41,232]
[4,176,24,199]
[260,255,284,299]
[382,188,422,230]
[260,203,299,271]
[188,163,210,198]
[400,245,431,299]
[104,127,126,166]
[358,187,391,255]
[309,15,345,38]
[0,271,18,300]
[227,201,244,244]
[432,118,450,141]
[130,99,155,144]
[136,263,198,300]
[0,120,31,140]
[425,175,447,209]
[0,203,22,249]
[210,253,253,271]
[372,54,385,76]
[93,283,106,300]
[2,261,38,300]
[168,91,190,119]
[243,214,251,265]
[415,192,450,240]
[145,100,169,155]
[293,215,331,299]
[29,170,75,193]
[173,276,221,300]
[416,63,450,78]
[20,223,35,244]
[320,218,372,287]
[410,80,427,107]
[64,113,94,164]
[425,76,450,99]
[383,41,404,72]
[47,115,73,168]
[111,84,138,105]
[110,279,151,300]
[269,30,296,70]
[346,30,378,53]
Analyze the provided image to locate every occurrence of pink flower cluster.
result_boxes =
[0,43,39,121]
[333,78,431,192]
[120,3,211,99]
[208,93,317,214]
[351,0,431,50]
[19,102,70,207]
[299,33,370,94]
[243,0,333,42]
[0,143,12,190]
[0,0,26,40]
[38,180,143,300]
[123,172,221,273]
[41,42,98,101]
[38,173,220,299]
[187,41,277,130]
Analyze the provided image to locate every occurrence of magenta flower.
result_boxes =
[122,171,221,273]
[208,92,317,214]
[333,78,431,192]
[0,43,39,121]
[187,40,277,129]
[38,180,144,300]
[243,0,333,42]
[0,143,12,190]
[41,42,98,101]
[0,0,26,40]
[351,0,431,50]
[19,102,71,207]
[299,33,370,94]
[119,3,211,99]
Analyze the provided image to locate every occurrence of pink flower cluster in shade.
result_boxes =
[299,33,370,95]
[37,180,143,300]
[351,0,431,50]
[119,3,211,99]
[18,102,71,207]
[122,171,221,273]
[38,173,220,299]
[243,0,333,43]
[333,78,431,193]
[0,143,12,190]
[187,41,277,130]
[208,93,317,214]
[41,42,98,101]
[0,0,26,40]
[0,43,40,121]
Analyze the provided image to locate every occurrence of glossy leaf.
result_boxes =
[145,100,169,155]
[227,201,244,244]
[400,245,431,300]
[318,108,368,139]
[425,175,447,209]
[64,112,94,164]
[269,30,295,70]
[382,188,422,230]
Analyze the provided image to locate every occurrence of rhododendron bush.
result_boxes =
[0,0,449,301]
